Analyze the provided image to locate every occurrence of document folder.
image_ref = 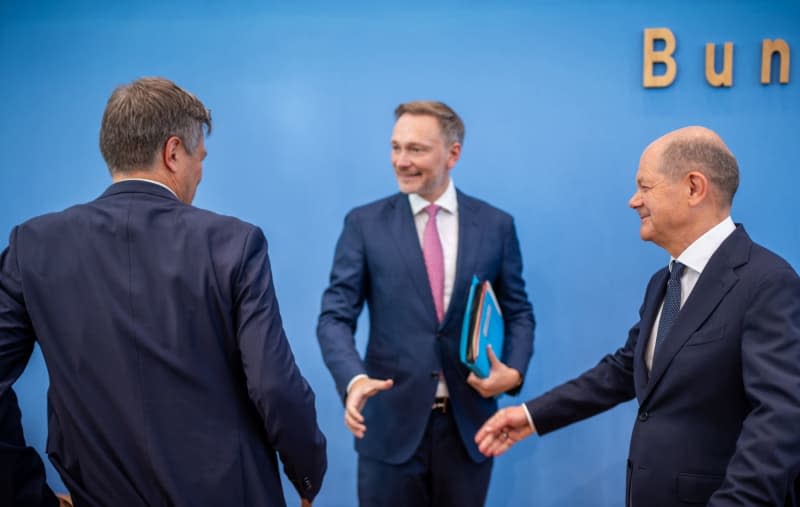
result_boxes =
[459,276,504,378]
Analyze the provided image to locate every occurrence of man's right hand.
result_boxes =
[474,405,535,457]
[345,376,394,438]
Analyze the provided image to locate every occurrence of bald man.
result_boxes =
[476,127,800,506]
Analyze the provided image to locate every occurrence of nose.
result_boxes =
[393,149,411,169]
[629,190,642,209]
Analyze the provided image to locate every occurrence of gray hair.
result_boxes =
[660,138,739,206]
[99,77,212,174]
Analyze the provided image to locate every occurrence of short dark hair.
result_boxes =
[394,100,464,145]
[99,77,212,174]
[660,138,739,205]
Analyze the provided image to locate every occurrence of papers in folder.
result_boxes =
[459,276,504,379]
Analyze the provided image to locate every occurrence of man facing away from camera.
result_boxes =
[0,77,326,506]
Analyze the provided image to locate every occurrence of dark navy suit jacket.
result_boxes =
[0,180,326,506]
[528,226,800,506]
[317,190,535,464]
[0,387,58,507]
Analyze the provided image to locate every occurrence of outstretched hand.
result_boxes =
[345,376,394,438]
[466,344,521,398]
[474,405,535,457]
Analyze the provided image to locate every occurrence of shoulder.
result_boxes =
[746,240,799,281]
[344,193,406,222]
[457,189,514,225]
[726,226,798,280]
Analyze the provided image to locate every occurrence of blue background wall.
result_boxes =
[1,1,798,505]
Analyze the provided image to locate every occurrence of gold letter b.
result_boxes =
[643,28,677,88]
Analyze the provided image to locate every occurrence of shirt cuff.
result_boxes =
[521,403,537,433]
[346,374,368,395]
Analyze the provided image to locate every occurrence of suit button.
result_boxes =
[431,371,439,378]
[638,411,649,421]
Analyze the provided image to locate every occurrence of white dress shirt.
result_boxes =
[645,216,736,370]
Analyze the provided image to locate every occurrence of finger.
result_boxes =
[370,378,394,394]
[466,373,480,388]
[476,431,497,454]
[345,400,365,424]
[479,431,508,456]
[475,423,495,443]
[344,412,366,438]
[486,344,500,367]
[487,430,515,456]
[363,378,395,397]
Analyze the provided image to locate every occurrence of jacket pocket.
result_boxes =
[677,472,724,503]
[684,324,726,346]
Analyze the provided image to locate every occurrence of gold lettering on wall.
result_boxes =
[705,42,734,87]
[643,28,677,88]
[761,38,790,84]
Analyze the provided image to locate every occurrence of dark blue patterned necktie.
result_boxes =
[656,260,686,345]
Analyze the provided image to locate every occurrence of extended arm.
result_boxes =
[235,227,326,502]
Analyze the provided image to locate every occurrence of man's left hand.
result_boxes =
[466,345,521,398]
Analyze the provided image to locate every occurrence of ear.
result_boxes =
[686,171,709,207]
[446,141,462,170]
[162,136,182,173]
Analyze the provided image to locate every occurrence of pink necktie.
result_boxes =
[423,204,445,322]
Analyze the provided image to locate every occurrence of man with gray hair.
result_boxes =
[476,126,800,506]
[0,77,326,506]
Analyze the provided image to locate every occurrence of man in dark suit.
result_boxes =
[476,126,800,506]
[317,101,535,507]
[0,77,326,506]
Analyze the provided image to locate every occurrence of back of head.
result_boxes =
[99,77,212,174]
[394,100,465,146]
[659,128,740,208]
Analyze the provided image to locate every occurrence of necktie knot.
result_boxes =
[425,203,440,219]
[669,260,685,282]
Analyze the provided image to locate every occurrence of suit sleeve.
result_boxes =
[495,217,535,395]
[234,227,327,501]
[0,228,58,506]
[708,268,800,506]
[316,211,368,401]
[0,227,35,397]
[526,307,641,435]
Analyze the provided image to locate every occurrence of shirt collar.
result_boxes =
[114,178,178,198]
[673,216,736,275]
[408,179,458,215]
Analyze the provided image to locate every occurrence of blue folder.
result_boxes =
[459,276,504,379]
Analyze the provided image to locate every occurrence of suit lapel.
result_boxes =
[443,190,483,328]
[634,269,668,400]
[641,226,751,404]
[388,194,439,323]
